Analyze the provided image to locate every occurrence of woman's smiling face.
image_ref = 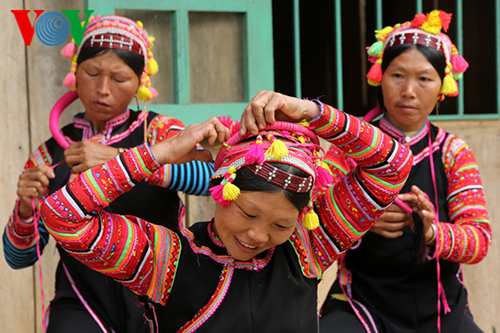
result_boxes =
[381,46,442,132]
[213,191,299,261]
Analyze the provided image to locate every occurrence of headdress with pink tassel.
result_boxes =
[210,117,334,230]
[60,15,159,101]
[366,10,468,99]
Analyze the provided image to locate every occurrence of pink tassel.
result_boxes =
[366,62,383,83]
[217,116,234,129]
[315,165,334,187]
[230,121,240,136]
[210,184,230,206]
[367,55,378,64]
[61,41,75,60]
[245,141,265,165]
[63,71,76,88]
[451,54,469,73]
[149,86,158,98]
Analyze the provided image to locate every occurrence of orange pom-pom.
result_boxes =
[411,13,427,28]
[439,11,452,32]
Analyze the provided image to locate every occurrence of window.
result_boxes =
[273,0,499,120]
[85,0,274,125]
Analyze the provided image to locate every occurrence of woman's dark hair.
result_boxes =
[77,47,144,79]
[210,163,311,213]
[378,44,447,106]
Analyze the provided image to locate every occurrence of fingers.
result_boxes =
[372,209,411,239]
[151,117,228,165]
[412,185,434,215]
[190,149,213,163]
[385,202,405,213]
[397,192,418,203]
[212,119,230,144]
[370,225,404,239]
[240,90,272,136]
[17,165,54,201]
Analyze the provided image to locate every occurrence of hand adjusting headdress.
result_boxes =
[366,10,468,99]
[60,15,159,101]
[210,117,334,230]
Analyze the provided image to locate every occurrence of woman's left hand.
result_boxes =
[411,185,436,246]
[65,141,121,174]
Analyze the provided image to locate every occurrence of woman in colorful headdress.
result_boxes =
[38,91,412,331]
[320,10,491,333]
[3,15,214,332]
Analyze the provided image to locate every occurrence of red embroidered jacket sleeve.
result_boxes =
[435,133,491,264]
[4,115,182,256]
[40,145,180,305]
[3,143,53,268]
[306,102,413,273]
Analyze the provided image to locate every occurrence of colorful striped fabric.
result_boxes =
[324,117,491,265]
[40,101,412,311]
[4,111,213,269]
[437,133,491,264]
[308,102,412,273]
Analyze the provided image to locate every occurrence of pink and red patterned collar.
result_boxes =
[73,109,131,140]
[378,116,429,146]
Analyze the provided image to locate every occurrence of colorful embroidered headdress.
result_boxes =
[60,15,158,101]
[366,10,468,99]
[210,117,334,230]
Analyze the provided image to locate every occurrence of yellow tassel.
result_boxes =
[147,57,158,75]
[295,119,310,127]
[303,209,319,230]
[440,74,458,96]
[321,161,333,176]
[228,166,236,174]
[223,181,240,201]
[420,10,442,34]
[375,26,394,39]
[367,79,381,87]
[137,85,153,100]
[137,21,144,28]
[297,136,306,144]
[265,136,289,160]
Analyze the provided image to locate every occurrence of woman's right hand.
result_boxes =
[17,165,55,219]
[150,117,230,166]
[370,192,417,239]
[239,91,319,136]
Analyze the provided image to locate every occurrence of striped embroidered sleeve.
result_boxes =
[40,144,181,305]
[323,145,354,182]
[308,102,412,269]
[435,134,491,264]
[145,114,214,195]
[3,143,53,269]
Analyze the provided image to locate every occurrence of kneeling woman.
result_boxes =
[41,92,412,332]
